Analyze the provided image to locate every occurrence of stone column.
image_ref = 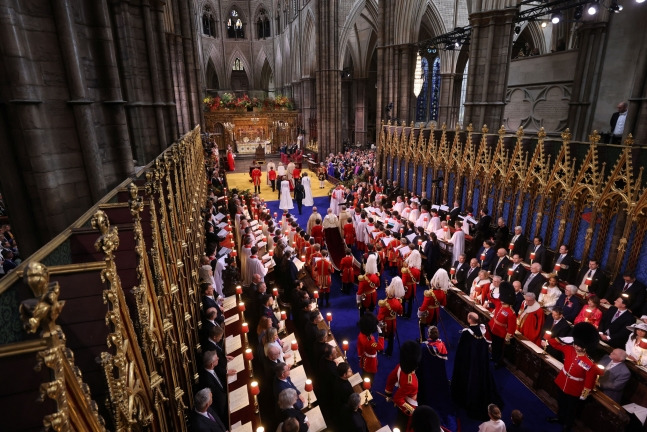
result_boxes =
[354,77,368,145]
[315,0,341,157]
[566,22,609,141]
[463,9,516,128]
[439,72,459,126]
[621,22,647,144]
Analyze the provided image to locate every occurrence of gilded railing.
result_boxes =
[0,126,207,431]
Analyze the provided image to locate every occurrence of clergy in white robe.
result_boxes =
[301,173,314,206]
[393,197,405,215]
[415,209,431,228]
[323,209,340,229]
[213,256,226,297]
[409,204,421,224]
[450,222,465,264]
[331,186,344,215]
[427,214,441,233]
[244,246,268,286]
[240,241,253,285]
[279,179,294,210]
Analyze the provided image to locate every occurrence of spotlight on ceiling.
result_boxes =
[551,12,562,24]
[609,0,622,11]
[541,21,548,28]
[574,5,584,19]
[514,25,521,34]
[637,0,645,4]
[587,3,599,14]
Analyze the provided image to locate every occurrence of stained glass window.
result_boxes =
[415,57,429,123]
[429,57,441,121]
[415,56,441,122]
[227,8,244,39]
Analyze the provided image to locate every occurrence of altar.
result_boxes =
[237,138,272,154]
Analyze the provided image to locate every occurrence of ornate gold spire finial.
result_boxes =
[561,128,572,142]
[482,124,489,134]
[589,130,600,145]
[498,125,506,136]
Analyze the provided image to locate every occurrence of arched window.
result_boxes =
[458,60,469,125]
[415,57,441,122]
[202,5,216,37]
[233,58,244,71]
[256,8,271,39]
[226,8,245,39]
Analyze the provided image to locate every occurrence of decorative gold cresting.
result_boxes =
[20,261,106,432]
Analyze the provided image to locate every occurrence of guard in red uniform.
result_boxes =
[357,313,384,381]
[546,323,602,431]
[378,276,405,356]
[268,166,277,192]
[315,251,334,307]
[340,248,356,294]
[385,341,421,431]
[251,165,262,194]
[357,255,380,317]
[418,285,447,342]
[488,282,517,368]
[386,233,402,269]
[309,244,322,279]
[311,220,324,246]
[401,245,422,318]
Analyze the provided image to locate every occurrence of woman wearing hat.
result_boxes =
[626,322,647,366]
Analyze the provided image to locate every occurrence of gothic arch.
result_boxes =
[226,50,252,86]
[205,43,225,88]
[302,11,317,77]
[525,21,547,54]
[290,27,301,82]
[253,48,270,88]
[415,0,447,42]
[339,0,378,68]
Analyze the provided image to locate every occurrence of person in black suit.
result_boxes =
[464,258,481,295]
[512,281,525,314]
[197,351,229,428]
[472,208,492,255]
[201,282,220,314]
[273,362,307,409]
[451,254,469,292]
[545,307,571,361]
[189,388,228,432]
[277,388,310,431]
[493,218,510,251]
[449,200,461,224]
[521,263,546,298]
[508,254,528,283]
[509,226,529,259]
[525,236,546,269]
[332,362,355,419]
[489,248,511,278]
[476,240,496,271]
[599,296,635,348]
[603,273,646,316]
[609,101,628,144]
[343,393,369,432]
[555,285,583,323]
[204,326,236,380]
[552,244,575,284]
[575,259,608,299]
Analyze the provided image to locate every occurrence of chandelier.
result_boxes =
[413,52,423,97]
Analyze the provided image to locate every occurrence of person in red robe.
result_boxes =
[385,341,421,431]
[251,165,262,194]
[386,233,402,270]
[357,313,384,381]
[340,248,356,294]
[311,219,324,246]
[357,255,380,318]
[418,285,447,342]
[227,146,235,171]
[315,250,334,307]
[517,292,545,345]
[378,276,405,356]
[309,244,322,279]
[343,218,356,247]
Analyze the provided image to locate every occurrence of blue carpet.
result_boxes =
[264,197,561,432]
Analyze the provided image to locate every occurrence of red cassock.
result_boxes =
[304,245,314,265]
[340,256,355,284]
[357,333,384,374]
[418,288,447,325]
[387,239,401,265]
[377,297,403,336]
[227,151,235,171]
[311,225,324,246]
[251,168,262,185]
[401,267,420,300]
[518,303,545,345]
[293,168,300,179]
[385,365,419,416]
[373,232,386,248]
[310,252,322,278]
[344,223,356,246]
[488,303,517,339]
[548,339,602,397]
[315,258,334,293]
[358,273,380,309]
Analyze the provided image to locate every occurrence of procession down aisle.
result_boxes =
[258,196,562,432]
[225,171,335,202]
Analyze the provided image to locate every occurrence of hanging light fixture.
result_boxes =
[413,52,423,97]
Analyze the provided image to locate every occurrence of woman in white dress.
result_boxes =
[301,172,314,206]
[279,176,294,210]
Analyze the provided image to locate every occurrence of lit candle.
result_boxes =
[554,264,561,271]
[244,348,254,361]
[363,377,371,390]
[530,252,536,260]
[418,239,422,246]
[544,330,552,340]
[238,302,246,312]
[443,226,448,232]
[304,379,313,393]
[236,285,243,295]
[446,215,450,221]
[272,287,279,297]
[541,286,548,295]
[585,277,592,286]
[480,253,485,261]
[342,340,349,351]
[326,312,332,322]
[241,322,249,333]
[313,291,319,299]
[281,311,287,321]
[507,268,514,276]
[450,267,455,275]
[291,340,298,351]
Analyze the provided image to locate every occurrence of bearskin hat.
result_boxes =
[399,340,422,374]
[571,322,600,353]
[498,281,516,305]
[359,312,378,336]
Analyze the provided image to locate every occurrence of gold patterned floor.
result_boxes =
[225,171,335,202]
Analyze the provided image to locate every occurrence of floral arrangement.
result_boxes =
[204,93,294,111]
